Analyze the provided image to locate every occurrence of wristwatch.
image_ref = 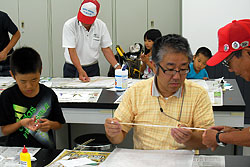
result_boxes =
[216,131,227,147]
[113,63,120,69]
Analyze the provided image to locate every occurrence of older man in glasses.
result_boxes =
[105,34,214,150]
[202,19,250,151]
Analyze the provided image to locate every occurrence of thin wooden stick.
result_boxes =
[118,122,206,131]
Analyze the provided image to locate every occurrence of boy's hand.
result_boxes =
[20,117,40,131]
[38,118,51,132]
[203,77,209,80]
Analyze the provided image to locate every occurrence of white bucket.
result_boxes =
[115,69,128,91]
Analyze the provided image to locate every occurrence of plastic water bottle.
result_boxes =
[115,69,128,91]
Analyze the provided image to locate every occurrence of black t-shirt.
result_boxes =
[0,84,66,149]
[0,11,18,65]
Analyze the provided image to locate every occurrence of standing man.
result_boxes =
[0,11,21,76]
[202,19,250,151]
[105,34,214,150]
[62,0,121,82]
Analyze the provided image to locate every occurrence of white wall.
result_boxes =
[116,0,181,54]
[116,0,147,52]
[51,0,82,77]
[51,0,112,77]
[0,0,50,76]
[148,0,181,36]
[182,0,250,55]
[19,0,50,76]
[1,0,181,77]
[0,0,19,47]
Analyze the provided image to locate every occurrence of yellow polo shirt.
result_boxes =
[114,77,214,150]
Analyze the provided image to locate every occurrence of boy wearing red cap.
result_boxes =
[202,19,250,151]
[62,0,121,82]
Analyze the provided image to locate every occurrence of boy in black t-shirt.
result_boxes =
[0,47,65,148]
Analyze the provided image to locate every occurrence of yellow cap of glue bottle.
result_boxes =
[20,145,31,167]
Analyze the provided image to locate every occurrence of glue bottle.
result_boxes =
[20,145,31,167]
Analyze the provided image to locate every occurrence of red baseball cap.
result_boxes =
[77,0,100,25]
[207,19,250,66]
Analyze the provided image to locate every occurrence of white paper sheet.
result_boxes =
[189,79,209,90]
[114,92,124,103]
[0,77,14,86]
[99,148,194,167]
[51,77,114,89]
[53,89,102,103]
[190,79,223,106]
[192,155,225,167]
[0,77,15,93]
[0,146,40,167]
[58,157,97,167]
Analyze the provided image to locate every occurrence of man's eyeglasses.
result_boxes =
[222,53,235,68]
[158,64,189,76]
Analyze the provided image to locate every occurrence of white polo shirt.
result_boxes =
[62,16,112,66]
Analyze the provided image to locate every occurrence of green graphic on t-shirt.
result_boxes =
[13,104,27,122]
[13,103,50,139]
[36,103,49,119]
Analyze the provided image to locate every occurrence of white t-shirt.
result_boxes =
[62,17,112,66]
[142,57,154,79]
[142,65,154,79]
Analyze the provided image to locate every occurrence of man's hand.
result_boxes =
[171,124,192,144]
[104,118,122,138]
[78,69,90,82]
[210,126,238,133]
[0,51,8,62]
[202,128,218,151]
